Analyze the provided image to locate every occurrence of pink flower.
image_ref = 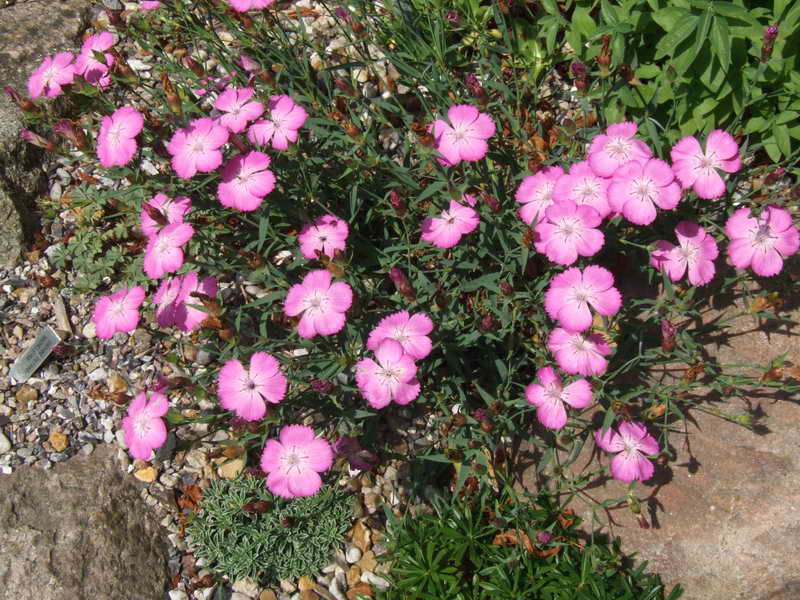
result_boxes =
[525,366,592,430]
[75,32,116,88]
[238,54,261,72]
[421,199,479,248]
[548,327,612,376]
[367,311,434,360]
[544,266,622,332]
[607,158,681,225]
[248,95,308,151]
[122,391,169,461]
[595,421,659,483]
[587,121,652,177]
[143,222,194,279]
[140,193,191,238]
[430,104,495,166]
[214,87,264,133]
[515,166,564,226]
[670,130,741,199]
[97,105,144,168]
[27,52,75,99]
[91,285,146,339]
[193,75,232,98]
[725,205,800,277]
[553,161,612,219]
[153,272,217,331]
[284,270,353,338]
[167,117,229,179]
[139,1,162,8]
[178,272,218,332]
[356,339,421,409]
[534,201,604,266]
[260,424,333,498]
[298,215,349,259]
[217,352,287,421]
[217,151,276,212]
[650,221,719,286]
[228,0,276,12]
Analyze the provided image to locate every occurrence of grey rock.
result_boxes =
[0,0,94,267]
[0,429,10,454]
[0,445,170,599]
[102,0,123,9]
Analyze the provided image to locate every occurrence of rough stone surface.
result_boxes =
[521,303,800,600]
[0,443,171,599]
[0,0,92,267]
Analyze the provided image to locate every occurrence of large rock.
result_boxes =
[0,0,93,267]
[0,444,171,600]
[520,303,800,599]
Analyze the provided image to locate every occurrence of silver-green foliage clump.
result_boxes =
[187,476,353,583]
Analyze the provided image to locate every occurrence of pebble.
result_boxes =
[345,546,361,564]
[88,367,108,382]
[169,592,189,600]
[260,591,278,600]
[0,430,10,454]
[233,578,261,598]
[328,573,347,600]
[360,572,389,591]
[49,182,62,202]
[231,594,251,600]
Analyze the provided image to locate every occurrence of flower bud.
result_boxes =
[160,72,182,115]
[761,25,778,62]
[445,10,461,27]
[660,318,677,352]
[764,167,785,185]
[53,119,87,150]
[19,129,56,152]
[310,379,335,394]
[389,267,416,301]
[481,193,501,214]
[388,189,406,217]
[764,24,779,42]
[499,282,514,296]
[182,56,206,78]
[4,86,36,113]
[479,315,495,332]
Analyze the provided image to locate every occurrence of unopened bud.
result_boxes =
[19,129,55,152]
[479,315,495,332]
[388,190,406,217]
[53,119,87,150]
[764,167,785,185]
[445,10,461,27]
[4,86,36,112]
[521,227,536,248]
[310,379,335,394]
[482,193,501,214]
[499,282,514,296]
[660,318,677,352]
[161,72,182,115]
[182,56,205,78]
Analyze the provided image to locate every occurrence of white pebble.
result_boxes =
[361,571,390,590]
[168,591,189,600]
[0,430,11,454]
[345,546,362,563]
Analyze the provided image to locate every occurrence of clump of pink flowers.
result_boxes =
[607,158,681,225]
[650,222,719,286]
[122,391,169,461]
[167,118,230,179]
[356,339,421,409]
[544,266,621,332]
[367,311,434,360]
[248,95,308,150]
[75,32,116,88]
[214,87,264,133]
[298,215,349,259]
[28,52,75,99]
[260,424,333,498]
[587,122,652,177]
[284,270,353,338]
[218,352,287,421]
[595,421,659,483]
[525,366,592,430]
[725,205,799,276]
[140,193,191,238]
[91,285,146,339]
[516,166,564,226]
[548,327,612,376]
[430,104,495,166]
[421,198,479,249]
[97,106,144,168]
[217,151,276,212]
[153,272,217,331]
[534,201,604,265]
[670,130,741,199]
[144,222,194,280]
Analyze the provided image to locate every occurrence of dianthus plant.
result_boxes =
[24,0,800,530]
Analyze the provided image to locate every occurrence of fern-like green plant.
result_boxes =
[186,476,354,583]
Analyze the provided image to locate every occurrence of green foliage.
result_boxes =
[536,0,800,160]
[377,486,683,600]
[186,477,353,583]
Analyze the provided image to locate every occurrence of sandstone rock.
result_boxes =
[48,429,68,452]
[345,583,373,600]
[0,444,170,599]
[0,0,93,267]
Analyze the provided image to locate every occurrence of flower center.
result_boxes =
[450,123,470,143]
[678,242,699,264]
[535,182,555,205]
[544,383,563,404]
[752,223,776,249]
[631,176,656,203]
[190,138,208,155]
[133,412,152,438]
[155,236,172,255]
[111,299,128,319]
[392,326,409,343]
[281,446,308,474]
[575,178,599,203]
[377,365,403,385]
[303,290,328,314]
[571,284,593,306]
[555,216,582,239]
[606,136,631,160]
[695,151,720,175]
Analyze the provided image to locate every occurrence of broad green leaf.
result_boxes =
[572,6,597,38]
[690,8,713,65]
[655,14,699,60]
[636,64,661,79]
[762,136,781,162]
[774,125,791,157]
[775,110,798,125]
[711,1,760,24]
[652,6,688,30]
[710,17,731,72]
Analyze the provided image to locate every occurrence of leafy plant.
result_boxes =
[186,476,354,583]
[378,485,683,600]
